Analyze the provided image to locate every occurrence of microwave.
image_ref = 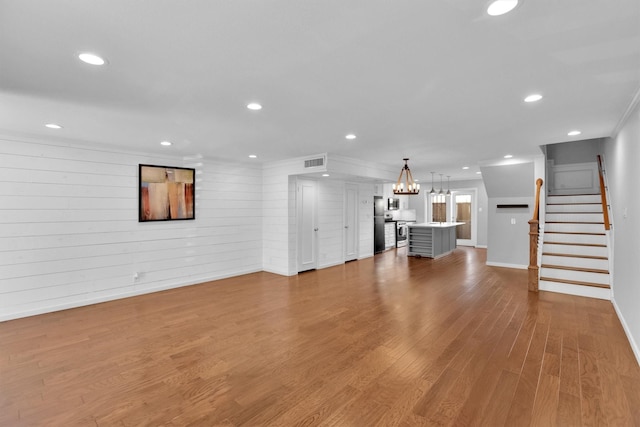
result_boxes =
[388,198,400,210]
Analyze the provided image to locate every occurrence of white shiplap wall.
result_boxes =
[261,162,293,276]
[0,137,262,321]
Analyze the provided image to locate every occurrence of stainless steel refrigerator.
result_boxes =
[374,196,385,253]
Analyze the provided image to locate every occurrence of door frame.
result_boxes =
[343,183,359,262]
[451,188,477,247]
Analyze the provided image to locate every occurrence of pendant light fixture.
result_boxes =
[439,174,444,195]
[392,158,420,195]
[446,176,451,195]
[430,172,436,194]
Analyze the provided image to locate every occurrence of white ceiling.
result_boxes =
[1,0,639,182]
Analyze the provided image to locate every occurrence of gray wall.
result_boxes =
[481,163,534,197]
[482,162,535,267]
[487,197,533,267]
[603,101,640,363]
[547,138,604,165]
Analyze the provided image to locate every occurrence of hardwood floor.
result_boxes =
[1,247,639,426]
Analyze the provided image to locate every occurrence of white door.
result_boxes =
[344,184,358,261]
[297,179,318,272]
[453,190,477,247]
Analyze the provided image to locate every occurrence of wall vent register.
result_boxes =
[304,156,325,168]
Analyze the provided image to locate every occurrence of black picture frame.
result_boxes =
[138,164,195,222]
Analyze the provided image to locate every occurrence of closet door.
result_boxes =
[344,184,358,262]
[297,179,318,272]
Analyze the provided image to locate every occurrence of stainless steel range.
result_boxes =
[396,221,410,247]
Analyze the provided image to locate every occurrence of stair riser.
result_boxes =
[543,234,606,245]
[541,255,609,270]
[540,268,609,285]
[542,243,608,257]
[546,204,603,213]
[546,213,603,222]
[539,281,611,300]
[544,223,606,233]
[547,195,601,204]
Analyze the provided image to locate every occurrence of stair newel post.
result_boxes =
[528,178,543,292]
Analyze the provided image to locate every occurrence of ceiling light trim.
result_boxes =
[487,0,520,16]
[78,52,106,66]
[524,93,543,103]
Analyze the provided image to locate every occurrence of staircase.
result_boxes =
[539,193,611,300]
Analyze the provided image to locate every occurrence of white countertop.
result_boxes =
[410,222,465,228]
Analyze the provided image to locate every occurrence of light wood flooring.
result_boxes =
[1,247,639,426]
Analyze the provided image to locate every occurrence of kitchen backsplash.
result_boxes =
[387,209,417,221]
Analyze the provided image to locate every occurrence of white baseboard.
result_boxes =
[0,268,262,322]
[262,266,295,276]
[612,298,640,367]
[319,260,345,270]
[475,245,487,249]
[486,261,527,270]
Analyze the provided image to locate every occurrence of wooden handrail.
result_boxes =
[597,155,611,231]
[528,178,543,292]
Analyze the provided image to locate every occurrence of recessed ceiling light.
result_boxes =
[487,0,519,16]
[78,52,105,65]
[504,154,513,159]
[249,154,257,158]
[45,123,63,129]
[476,171,482,174]
[524,94,543,103]
[345,134,356,140]
[160,141,172,146]
[322,174,330,177]
[247,103,262,111]
[568,130,581,136]
[462,166,469,170]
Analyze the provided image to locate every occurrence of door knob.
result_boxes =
[344,225,349,229]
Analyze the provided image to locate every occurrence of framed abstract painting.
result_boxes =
[139,164,195,222]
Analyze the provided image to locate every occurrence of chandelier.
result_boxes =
[392,158,420,195]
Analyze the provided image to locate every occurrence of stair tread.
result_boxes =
[544,242,606,247]
[540,277,610,289]
[544,231,606,236]
[547,211,602,215]
[547,203,601,205]
[541,264,609,274]
[548,193,600,196]
[545,221,604,225]
[542,252,608,260]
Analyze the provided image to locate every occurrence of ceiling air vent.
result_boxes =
[304,156,325,168]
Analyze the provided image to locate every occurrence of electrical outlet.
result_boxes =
[511,218,516,225]
[133,272,140,281]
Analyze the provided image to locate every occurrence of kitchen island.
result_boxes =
[407,222,464,258]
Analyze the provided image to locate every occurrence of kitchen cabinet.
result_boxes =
[407,223,463,258]
[384,222,396,249]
